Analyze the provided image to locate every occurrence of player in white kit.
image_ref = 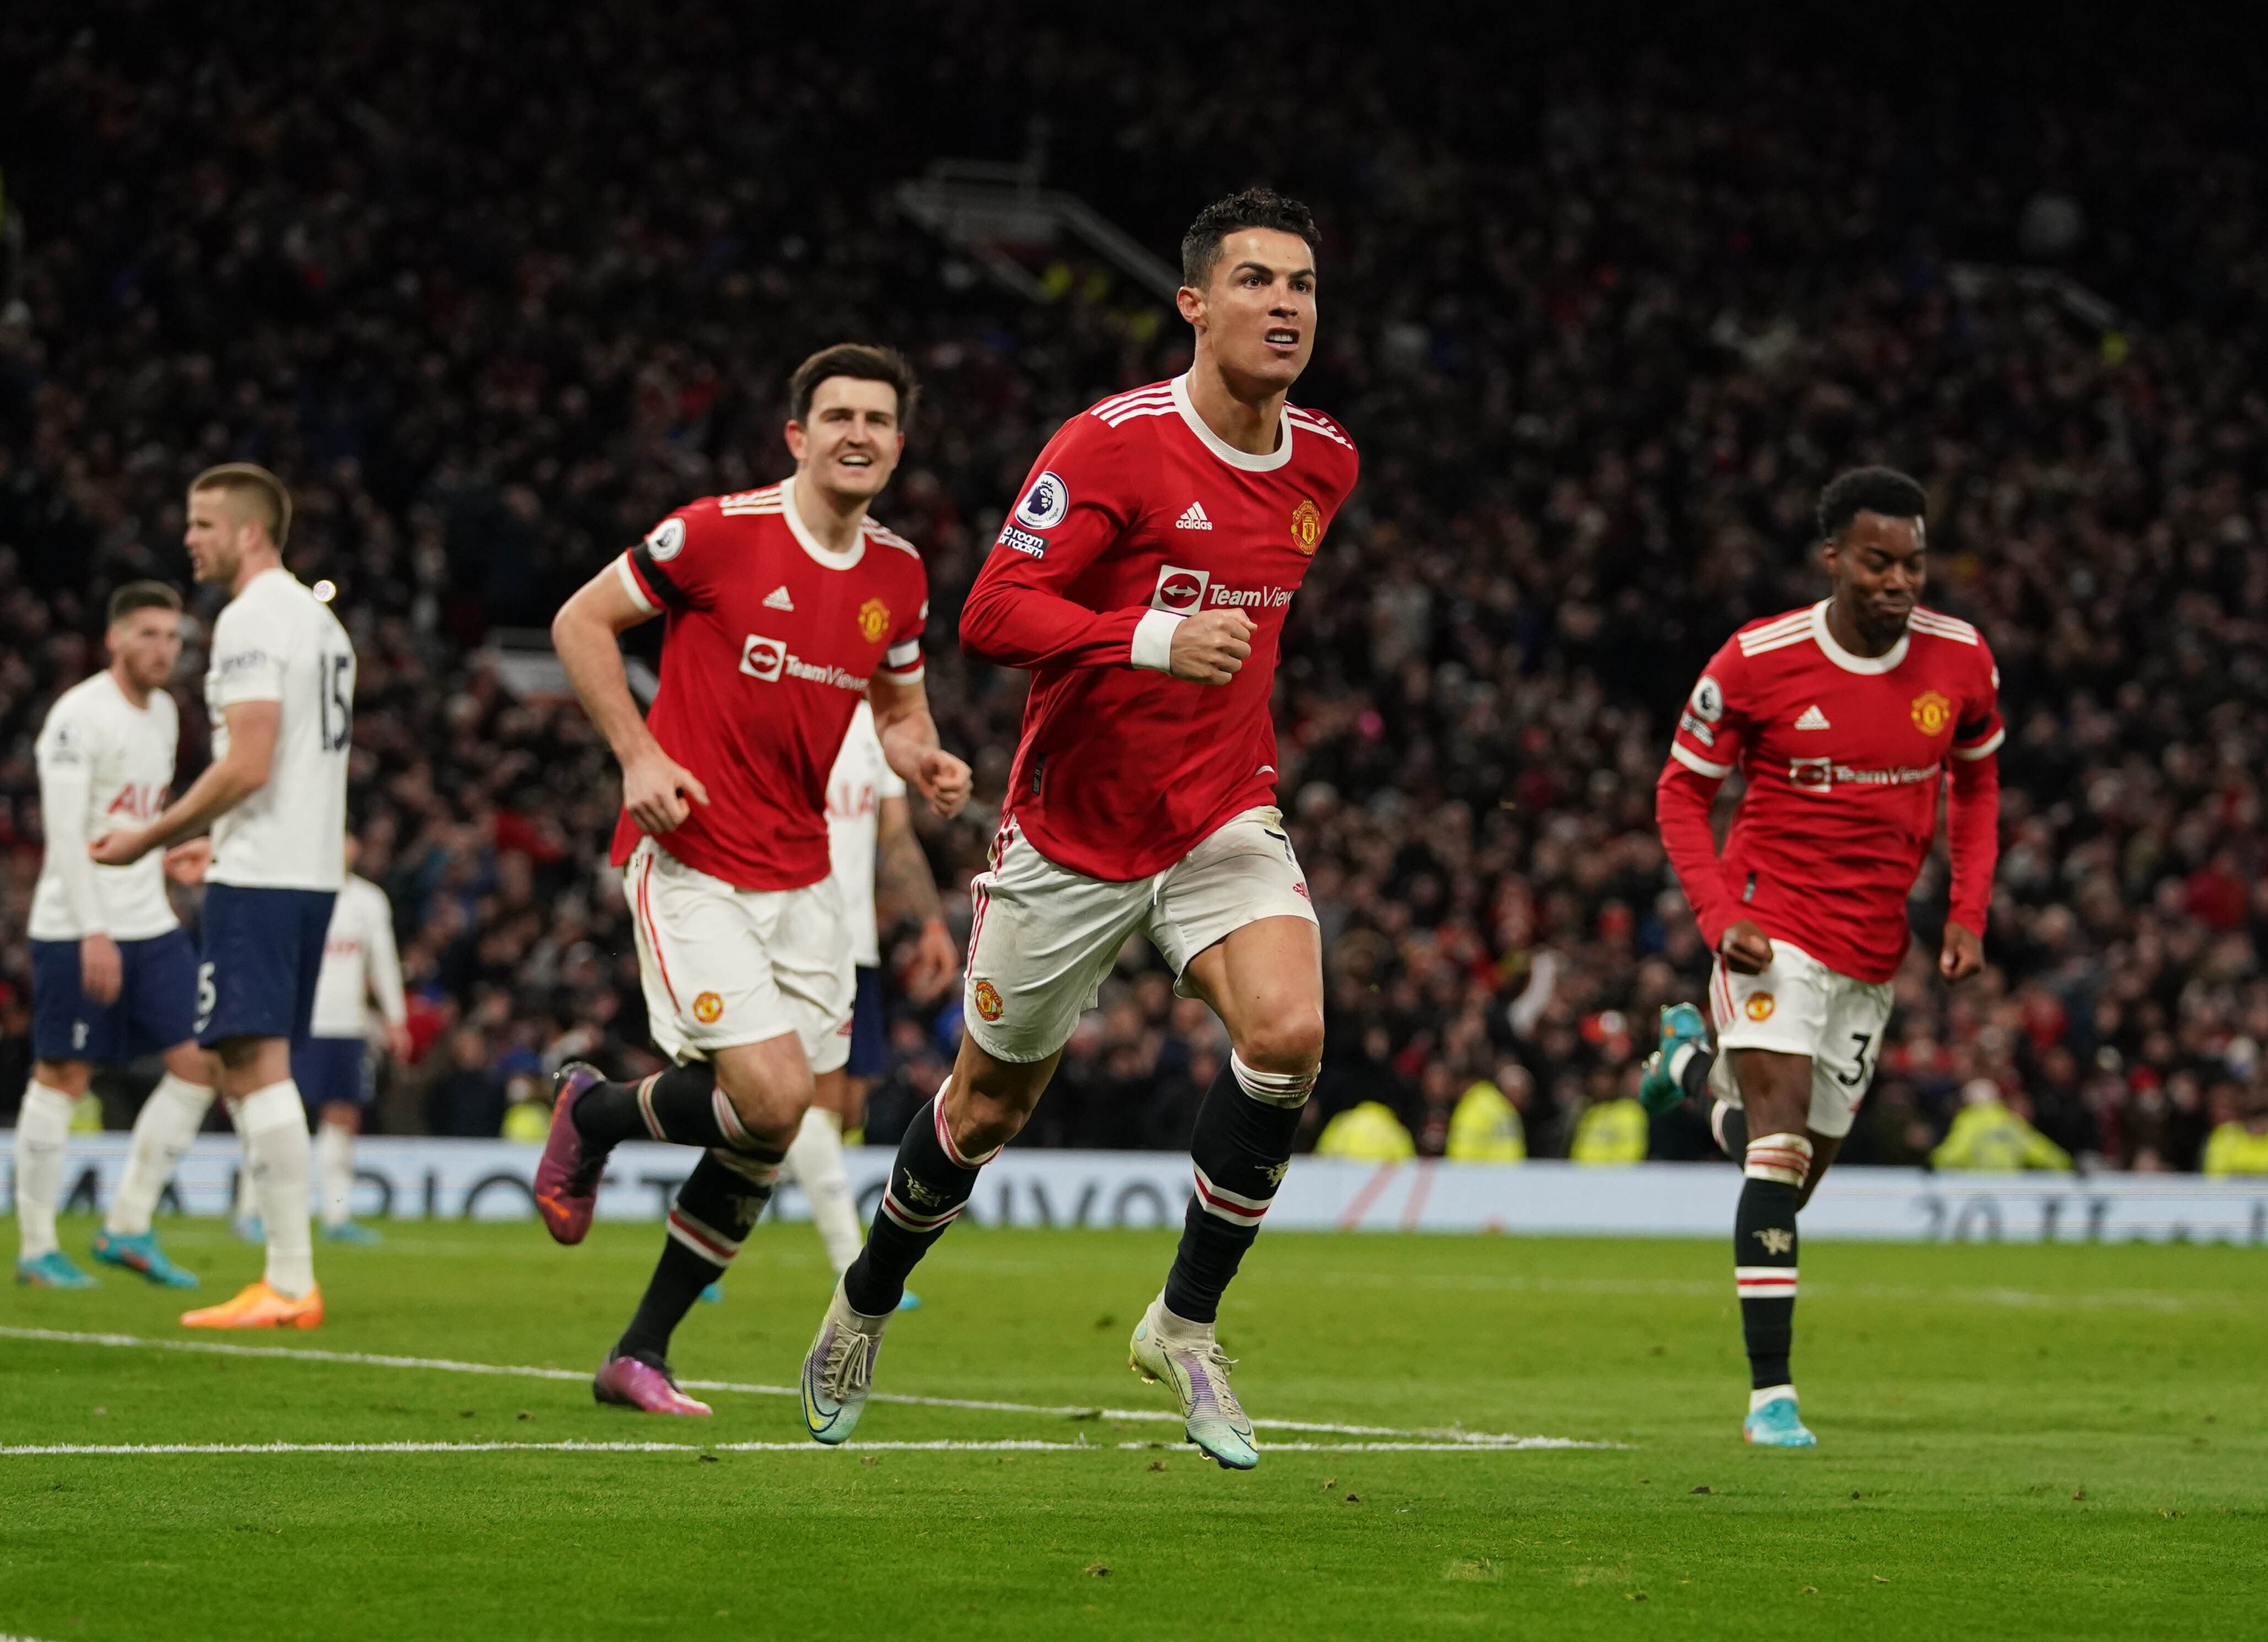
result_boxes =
[291,836,408,1245]
[15,582,214,1290]
[94,463,355,1328]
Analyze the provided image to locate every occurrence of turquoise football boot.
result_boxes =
[91,1228,201,1288]
[1743,1395,1817,1447]
[1638,1002,1711,1115]
[321,1221,383,1247]
[16,1250,99,1289]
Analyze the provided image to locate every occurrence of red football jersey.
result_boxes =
[608,477,928,891]
[1657,601,2004,982]
[960,375,1360,881]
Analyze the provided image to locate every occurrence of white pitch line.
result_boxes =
[0,1327,1594,1447]
[0,1437,1598,1457]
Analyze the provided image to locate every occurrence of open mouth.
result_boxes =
[1264,328,1300,350]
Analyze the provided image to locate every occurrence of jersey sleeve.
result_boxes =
[877,581,930,688]
[616,498,730,617]
[35,704,106,933]
[959,415,1156,672]
[1666,640,1749,781]
[208,599,287,706]
[1950,636,2005,761]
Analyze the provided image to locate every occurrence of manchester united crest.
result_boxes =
[1910,689,1952,735]
[693,991,723,1024]
[1289,497,1324,555]
[857,597,891,643]
[972,979,1005,1022]
[1745,992,1775,1022]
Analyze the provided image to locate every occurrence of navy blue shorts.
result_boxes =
[846,964,886,1080]
[30,927,198,1063]
[293,1034,372,1110]
[196,884,337,1049]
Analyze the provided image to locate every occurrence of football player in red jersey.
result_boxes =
[798,190,1359,1468]
[538,344,971,1414]
[1645,467,2002,1447]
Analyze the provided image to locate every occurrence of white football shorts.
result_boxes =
[623,835,853,1073]
[1705,937,1893,1139]
[963,806,1318,1065]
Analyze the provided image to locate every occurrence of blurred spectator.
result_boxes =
[1931,1079,2073,1173]
[2201,1087,2268,1178]
[1569,1087,1649,1165]
[1315,1101,1417,1162]
[1446,1062,1529,1162]
[423,1025,507,1139]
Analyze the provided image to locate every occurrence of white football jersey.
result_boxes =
[30,671,181,942]
[206,568,355,890]
[309,874,407,1039]
[824,701,905,969]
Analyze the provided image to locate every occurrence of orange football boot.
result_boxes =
[181,1280,325,1329]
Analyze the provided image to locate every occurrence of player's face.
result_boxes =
[1181,229,1317,391]
[108,607,183,692]
[1824,510,1927,639]
[183,488,256,585]
[786,377,904,503]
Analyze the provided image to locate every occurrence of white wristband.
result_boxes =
[1130,609,1185,673]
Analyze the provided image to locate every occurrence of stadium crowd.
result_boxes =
[2,3,2265,1174]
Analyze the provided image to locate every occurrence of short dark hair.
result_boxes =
[107,580,183,625]
[191,461,293,549]
[787,343,919,425]
[1180,187,1320,290]
[1818,466,1928,540]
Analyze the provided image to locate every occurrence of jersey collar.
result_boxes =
[1171,374,1294,473]
[1809,599,1909,674]
[780,473,867,571]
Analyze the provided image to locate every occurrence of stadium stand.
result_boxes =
[1,4,2264,1174]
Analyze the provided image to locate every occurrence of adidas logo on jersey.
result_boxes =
[1175,502,1213,531]
[763,586,795,612]
[1794,705,1831,730]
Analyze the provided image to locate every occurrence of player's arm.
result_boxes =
[875,793,957,1002]
[364,892,413,1058]
[868,674,970,820]
[91,700,278,866]
[550,553,709,833]
[1940,649,2006,984]
[1655,656,1769,973]
[37,728,122,1004]
[960,431,1253,684]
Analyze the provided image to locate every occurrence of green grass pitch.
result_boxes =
[2,1214,2262,1640]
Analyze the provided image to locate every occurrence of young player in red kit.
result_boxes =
[798,190,1359,1468]
[1644,467,2001,1447]
[538,345,971,1414]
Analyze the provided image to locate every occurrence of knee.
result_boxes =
[715,1055,811,1147]
[954,1085,1035,1154]
[1234,1002,1324,1076]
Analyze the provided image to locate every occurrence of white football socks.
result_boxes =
[106,1073,216,1238]
[786,1106,863,1274]
[13,1081,74,1261]
[315,1120,355,1230]
[239,1081,315,1298]
[1750,1384,1797,1413]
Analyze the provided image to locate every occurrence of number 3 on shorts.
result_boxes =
[195,960,217,1033]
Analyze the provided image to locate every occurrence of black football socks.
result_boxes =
[1734,1133,1811,1391]
[615,1146,784,1365]
[841,1093,998,1317]
[1160,1054,1315,1326]
[574,1062,765,1152]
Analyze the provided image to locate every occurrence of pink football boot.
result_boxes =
[593,1353,713,1416]
[534,1063,608,1244]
